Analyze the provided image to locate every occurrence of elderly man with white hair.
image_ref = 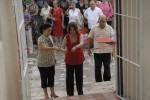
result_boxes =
[84,0,103,30]
[88,15,116,82]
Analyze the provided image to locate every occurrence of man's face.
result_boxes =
[90,2,95,10]
[99,18,106,29]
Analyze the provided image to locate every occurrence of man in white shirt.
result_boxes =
[41,1,52,21]
[84,0,103,30]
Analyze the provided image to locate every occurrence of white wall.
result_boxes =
[0,0,22,100]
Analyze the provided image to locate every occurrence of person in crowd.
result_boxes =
[94,0,101,6]
[37,23,59,99]
[88,15,116,82]
[76,0,85,15]
[23,4,34,54]
[82,0,89,29]
[46,0,54,8]
[28,0,38,21]
[36,0,45,19]
[41,1,52,22]
[66,1,84,29]
[60,0,70,35]
[98,0,114,26]
[60,22,85,96]
[24,0,31,6]
[48,0,64,47]
[84,0,89,10]
[84,0,103,31]
[28,0,38,44]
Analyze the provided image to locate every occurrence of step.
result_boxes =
[31,81,116,99]
[37,92,120,100]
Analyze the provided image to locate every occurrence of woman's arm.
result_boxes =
[25,13,31,26]
[108,2,114,19]
[60,36,67,52]
[75,34,84,49]
[39,42,58,52]
[71,34,84,52]
[31,5,38,17]
[65,8,70,16]
[61,10,64,28]
[47,10,56,21]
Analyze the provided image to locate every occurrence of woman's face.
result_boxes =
[43,27,52,35]
[30,0,35,5]
[44,2,48,8]
[71,2,76,9]
[69,27,76,34]
[53,2,58,8]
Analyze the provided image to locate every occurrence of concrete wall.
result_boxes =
[119,0,141,99]
[119,0,150,100]
[141,1,150,100]
[0,0,22,100]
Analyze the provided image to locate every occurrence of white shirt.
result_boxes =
[68,8,80,23]
[84,7,103,29]
[40,6,51,21]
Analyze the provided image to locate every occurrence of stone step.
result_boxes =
[36,92,120,100]
[31,81,116,100]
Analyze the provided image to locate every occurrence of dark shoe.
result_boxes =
[78,93,83,95]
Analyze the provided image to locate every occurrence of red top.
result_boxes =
[50,8,63,36]
[65,34,85,65]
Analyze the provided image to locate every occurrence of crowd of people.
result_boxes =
[23,0,115,99]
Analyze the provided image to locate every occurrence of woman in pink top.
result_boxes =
[98,0,113,26]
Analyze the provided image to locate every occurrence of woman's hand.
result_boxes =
[53,17,56,21]
[60,48,67,53]
[62,24,65,29]
[71,46,77,52]
[53,46,59,51]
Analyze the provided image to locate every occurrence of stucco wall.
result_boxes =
[0,0,22,100]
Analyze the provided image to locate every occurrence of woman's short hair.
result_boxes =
[39,22,52,33]
[53,0,58,4]
[67,22,78,34]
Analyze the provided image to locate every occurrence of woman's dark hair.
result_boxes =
[39,22,52,33]
[23,2,26,10]
[67,22,78,34]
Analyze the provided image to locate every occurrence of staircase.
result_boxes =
[28,48,118,100]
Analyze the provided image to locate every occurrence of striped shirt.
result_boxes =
[88,24,115,53]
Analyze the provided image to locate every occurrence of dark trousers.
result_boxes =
[38,66,55,88]
[66,63,83,96]
[94,53,111,82]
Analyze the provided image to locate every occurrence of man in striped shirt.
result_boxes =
[88,15,116,82]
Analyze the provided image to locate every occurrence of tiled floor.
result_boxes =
[28,45,117,100]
